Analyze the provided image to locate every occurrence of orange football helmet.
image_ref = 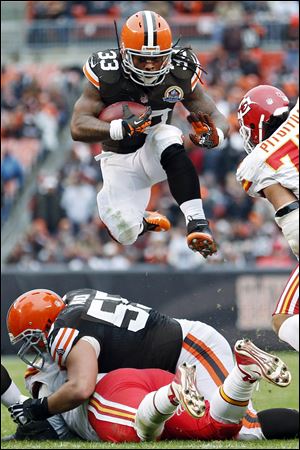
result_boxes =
[237,85,290,153]
[120,10,173,86]
[7,289,65,369]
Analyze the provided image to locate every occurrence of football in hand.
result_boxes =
[98,101,148,122]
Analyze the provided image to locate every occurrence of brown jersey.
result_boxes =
[47,289,182,373]
[83,48,203,153]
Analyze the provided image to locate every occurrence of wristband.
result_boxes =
[109,119,124,140]
[216,128,225,146]
[275,201,299,218]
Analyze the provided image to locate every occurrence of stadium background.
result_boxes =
[1,1,299,353]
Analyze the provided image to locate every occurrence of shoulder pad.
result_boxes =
[170,48,201,80]
[85,49,121,85]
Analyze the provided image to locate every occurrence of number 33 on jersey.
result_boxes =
[236,99,299,199]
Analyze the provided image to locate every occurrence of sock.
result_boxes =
[135,386,177,441]
[153,385,179,415]
[1,364,24,407]
[210,366,257,424]
[180,199,206,224]
[160,144,201,205]
[278,315,299,351]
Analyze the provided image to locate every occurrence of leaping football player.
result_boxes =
[70,10,230,258]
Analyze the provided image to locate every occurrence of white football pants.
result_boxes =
[96,124,183,244]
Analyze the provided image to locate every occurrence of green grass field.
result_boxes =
[1,353,299,449]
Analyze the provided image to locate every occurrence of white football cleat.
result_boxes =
[170,363,205,418]
[234,338,291,387]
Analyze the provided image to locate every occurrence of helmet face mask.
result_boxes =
[237,85,289,154]
[120,11,173,86]
[10,329,48,369]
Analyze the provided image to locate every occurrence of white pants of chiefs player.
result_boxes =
[174,319,263,440]
[273,264,299,316]
[96,124,183,244]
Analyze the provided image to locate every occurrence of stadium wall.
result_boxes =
[1,268,293,353]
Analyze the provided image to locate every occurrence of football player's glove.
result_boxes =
[8,397,51,425]
[122,104,152,137]
[187,112,221,149]
[1,420,60,441]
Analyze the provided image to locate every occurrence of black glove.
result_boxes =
[8,397,51,425]
[122,104,152,137]
[1,420,60,441]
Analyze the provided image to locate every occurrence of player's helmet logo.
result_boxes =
[120,10,173,86]
[237,85,289,153]
[6,289,65,369]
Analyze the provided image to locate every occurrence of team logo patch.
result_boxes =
[163,86,184,103]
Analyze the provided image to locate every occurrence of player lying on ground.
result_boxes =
[5,288,298,441]
[236,88,299,351]
[2,341,298,443]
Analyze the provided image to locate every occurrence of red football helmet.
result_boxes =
[237,85,290,153]
[120,10,173,86]
[7,289,65,368]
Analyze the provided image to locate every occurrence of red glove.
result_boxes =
[187,112,220,149]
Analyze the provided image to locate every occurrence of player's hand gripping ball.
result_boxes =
[99,101,152,139]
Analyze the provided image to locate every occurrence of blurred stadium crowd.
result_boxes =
[1,1,299,270]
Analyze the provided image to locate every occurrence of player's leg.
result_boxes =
[141,124,216,257]
[135,363,205,440]
[88,368,178,443]
[1,364,28,407]
[175,319,234,401]
[209,338,291,441]
[272,264,299,351]
[96,152,152,244]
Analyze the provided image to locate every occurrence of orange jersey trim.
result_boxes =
[83,63,100,89]
[242,409,261,429]
[24,367,40,379]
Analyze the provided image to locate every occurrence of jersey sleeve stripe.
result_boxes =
[191,67,202,91]
[60,328,79,367]
[50,328,79,366]
[242,179,252,192]
[83,63,100,89]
